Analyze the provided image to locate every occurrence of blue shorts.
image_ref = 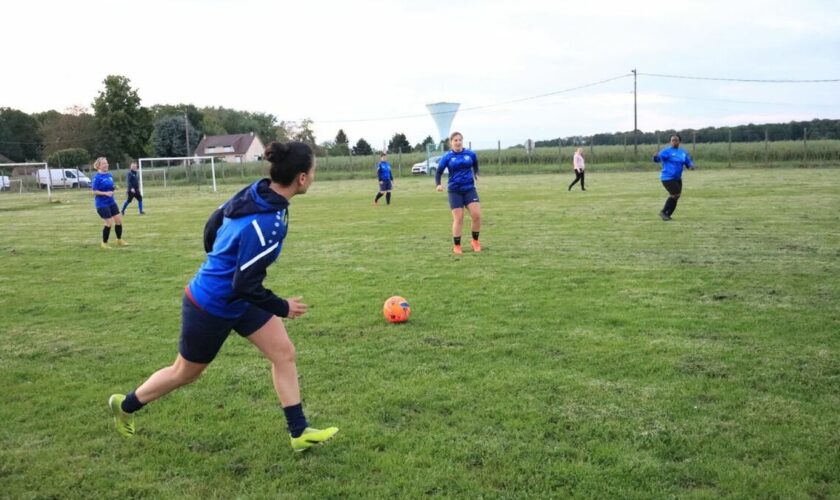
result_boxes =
[447,188,480,210]
[96,203,120,219]
[179,293,274,364]
[379,180,392,191]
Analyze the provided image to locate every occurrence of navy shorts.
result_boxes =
[379,180,392,191]
[447,188,480,210]
[96,203,120,219]
[179,294,274,364]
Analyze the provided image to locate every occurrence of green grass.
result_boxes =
[1,168,839,498]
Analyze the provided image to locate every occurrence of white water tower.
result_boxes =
[425,102,460,145]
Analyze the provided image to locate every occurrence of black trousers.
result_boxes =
[569,170,585,189]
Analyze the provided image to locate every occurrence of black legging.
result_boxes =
[568,170,585,190]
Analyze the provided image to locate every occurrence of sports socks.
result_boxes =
[102,226,111,243]
[472,231,479,241]
[453,236,462,246]
[115,224,123,239]
[283,403,309,438]
[385,192,391,205]
[138,200,144,213]
[121,200,130,213]
[121,391,145,413]
[374,193,383,203]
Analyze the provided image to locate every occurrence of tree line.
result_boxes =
[0,74,438,167]
[0,75,320,167]
[535,119,840,148]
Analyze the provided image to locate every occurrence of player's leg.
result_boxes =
[108,295,228,437]
[112,207,127,245]
[245,314,338,451]
[467,200,482,252]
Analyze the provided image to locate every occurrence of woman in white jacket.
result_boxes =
[568,148,586,191]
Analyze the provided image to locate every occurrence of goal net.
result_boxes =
[137,156,217,195]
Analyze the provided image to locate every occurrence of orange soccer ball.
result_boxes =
[383,296,411,323]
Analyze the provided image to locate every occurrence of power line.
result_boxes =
[315,74,633,124]
[638,72,840,83]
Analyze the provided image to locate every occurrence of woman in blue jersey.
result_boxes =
[91,157,128,249]
[108,141,338,452]
[653,133,695,221]
[374,153,394,205]
[435,132,481,254]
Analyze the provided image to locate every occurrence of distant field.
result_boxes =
[0,169,838,498]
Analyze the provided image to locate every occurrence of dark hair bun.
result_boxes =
[264,142,289,163]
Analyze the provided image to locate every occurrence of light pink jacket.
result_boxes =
[573,152,585,171]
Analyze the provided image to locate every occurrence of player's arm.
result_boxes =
[652,150,663,163]
[230,219,294,318]
[471,152,480,182]
[685,153,695,170]
[435,154,448,190]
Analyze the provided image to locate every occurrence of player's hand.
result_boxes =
[436,184,443,192]
[286,296,308,318]
[106,191,114,197]
[474,175,479,184]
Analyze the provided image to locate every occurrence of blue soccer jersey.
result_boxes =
[91,172,116,208]
[189,179,292,319]
[653,147,694,181]
[377,161,393,181]
[435,149,479,192]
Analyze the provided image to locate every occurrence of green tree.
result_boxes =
[0,108,42,162]
[47,148,90,168]
[293,118,317,145]
[414,135,435,152]
[388,132,412,153]
[352,138,373,156]
[91,75,152,164]
[39,108,97,158]
[329,129,350,156]
[149,104,204,132]
[150,115,202,157]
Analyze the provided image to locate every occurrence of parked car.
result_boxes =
[411,156,441,175]
[36,168,91,189]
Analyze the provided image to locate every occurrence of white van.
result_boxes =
[36,168,91,189]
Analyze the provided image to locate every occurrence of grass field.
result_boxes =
[1,168,839,498]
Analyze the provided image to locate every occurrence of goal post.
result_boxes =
[0,162,50,200]
[137,156,217,195]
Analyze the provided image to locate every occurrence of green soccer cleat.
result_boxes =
[290,426,339,452]
[108,394,135,438]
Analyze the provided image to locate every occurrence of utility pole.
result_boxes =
[184,111,191,156]
[632,68,638,156]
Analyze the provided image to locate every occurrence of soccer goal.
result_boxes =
[0,162,51,200]
[137,156,217,195]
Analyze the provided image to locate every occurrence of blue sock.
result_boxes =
[138,200,144,213]
[121,200,129,213]
[283,403,309,437]
[121,391,145,413]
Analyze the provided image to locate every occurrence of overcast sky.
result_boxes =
[3,0,839,149]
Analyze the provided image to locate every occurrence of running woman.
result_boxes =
[435,132,481,254]
[91,157,127,249]
[374,153,394,205]
[108,141,338,452]
[654,133,695,221]
[568,147,586,191]
[121,161,145,215]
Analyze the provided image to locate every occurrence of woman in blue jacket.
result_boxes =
[108,141,338,452]
[435,132,482,254]
[374,153,394,205]
[654,134,695,221]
